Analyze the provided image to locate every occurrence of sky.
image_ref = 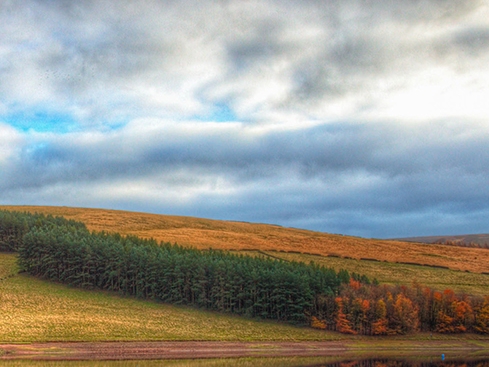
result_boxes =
[1,0,489,239]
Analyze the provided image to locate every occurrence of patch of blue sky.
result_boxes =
[4,110,79,133]
[192,103,238,123]
[104,120,128,131]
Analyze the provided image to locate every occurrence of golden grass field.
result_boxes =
[2,205,489,274]
[0,253,341,343]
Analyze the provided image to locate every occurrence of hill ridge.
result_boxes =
[397,233,489,247]
[2,205,489,273]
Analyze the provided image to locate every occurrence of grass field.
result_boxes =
[2,205,489,274]
[0,253,343,343]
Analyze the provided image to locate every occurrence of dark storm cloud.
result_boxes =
[3,121,489,239]
[452,27,489,54]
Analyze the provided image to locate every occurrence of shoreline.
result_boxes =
[1,340,488,361]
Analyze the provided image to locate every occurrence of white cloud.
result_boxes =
[0,123,23,164]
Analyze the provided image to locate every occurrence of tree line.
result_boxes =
[312,278,489,335]
[1,209,488,334]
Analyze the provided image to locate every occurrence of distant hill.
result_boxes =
[2,205,489,273]
[397,233,489,249]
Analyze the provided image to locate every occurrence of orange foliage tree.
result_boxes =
[391,293,419,334]
[335,297,357,334]
[371,299,389,335]
[310,316,326,330]
[474,296,489,334]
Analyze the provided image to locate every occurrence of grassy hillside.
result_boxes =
[0,253,340,343]
[2,205,489,273]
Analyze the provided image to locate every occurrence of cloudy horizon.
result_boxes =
[1,0,489,238]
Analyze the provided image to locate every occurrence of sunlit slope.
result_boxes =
[0,253,338,342]
[2,205,489,273]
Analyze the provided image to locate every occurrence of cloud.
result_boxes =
[0,123,23,164]
[2,118,489,237]
[1,0,488,237]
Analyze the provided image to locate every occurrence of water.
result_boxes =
[1,357,488,367]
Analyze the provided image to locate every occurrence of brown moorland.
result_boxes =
[2,205,489,274]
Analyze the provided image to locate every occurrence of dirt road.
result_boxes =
[1,340,487,361]
[0,341,347,360]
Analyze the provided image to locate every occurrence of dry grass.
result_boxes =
[2,205,489,274]
[0,253,342,343]
[0,255,18,279]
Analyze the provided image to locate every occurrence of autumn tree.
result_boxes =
[335,297,356,334]
[452,299,473,333]
[474,296,489,334]
[391,293,419,334]
[310,316,326,330]
[372,299,389,335]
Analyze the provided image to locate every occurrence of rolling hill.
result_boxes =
[398,233,489,247]
[2,205,489,274]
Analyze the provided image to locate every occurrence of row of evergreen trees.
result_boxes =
[1,210,354,323]
[0,209,86,251]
